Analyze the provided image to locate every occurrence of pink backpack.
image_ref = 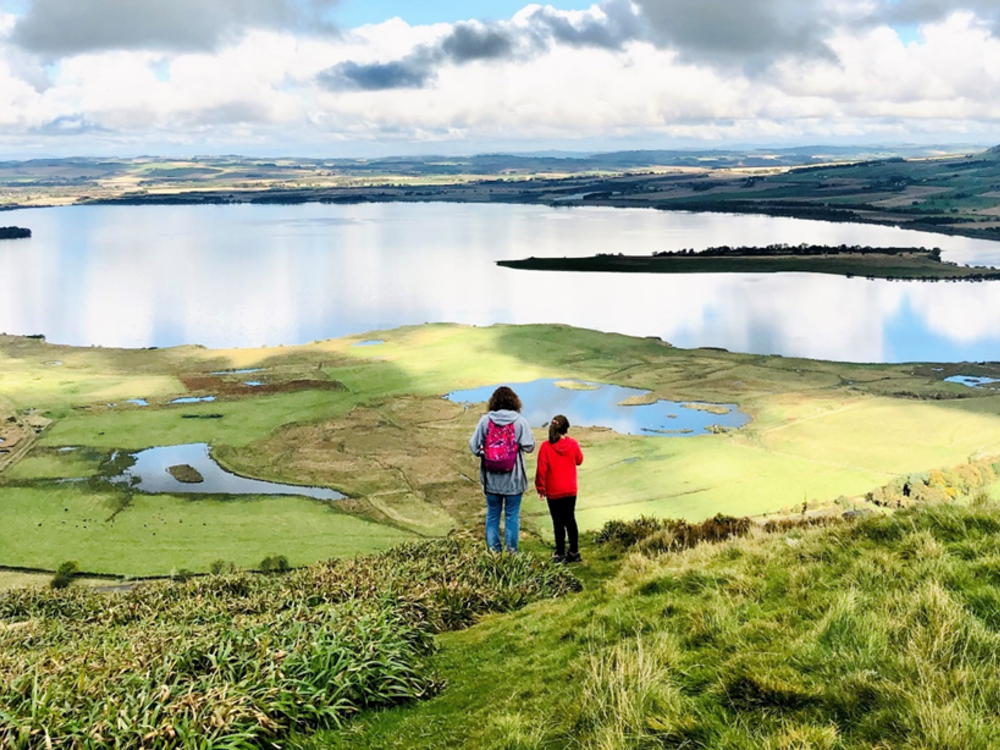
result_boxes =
[483,420,519,472]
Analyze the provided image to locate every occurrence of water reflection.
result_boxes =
[2,203,1000,362]
[109,443,345,499]
[446,379,749,436]
[945,375,1000,388]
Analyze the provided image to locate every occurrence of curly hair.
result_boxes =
[488,386,522,413]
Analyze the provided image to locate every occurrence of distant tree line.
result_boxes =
[651,243,943,259]
[0,226,30,239]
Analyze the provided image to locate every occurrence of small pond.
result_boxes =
[945,375,1000,388]
[108,443,345,499]
[445,379,749,436]
[353,340,385,347]
[170,396,217,404]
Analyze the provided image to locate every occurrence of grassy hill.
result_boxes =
[306,497,1000,749]
[5,496,1000,748]
[5,323,1000,746]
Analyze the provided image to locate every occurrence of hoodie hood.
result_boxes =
[488,409,520,426]
[550,436,577,455]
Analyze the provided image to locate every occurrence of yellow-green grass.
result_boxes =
[39,390,361,450]
[0,571,50,590]
[0,571,111,591]
[0,484,414,576]
[522,431,889,531]
[0,370,183,411]
[755,393,1000,471]
[3,449,103,480]
[6,322,1000,575]
[332,324,566,395]
[305,501,1000,749]
[530,392,1000,530]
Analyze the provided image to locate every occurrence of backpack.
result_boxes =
[483,419,519,473]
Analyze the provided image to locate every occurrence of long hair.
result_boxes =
[488,386,522,413]
[548,414,569,444]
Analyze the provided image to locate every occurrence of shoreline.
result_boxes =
[6,166,1000,244]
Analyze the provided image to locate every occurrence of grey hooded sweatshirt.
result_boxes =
[469,409,535,495]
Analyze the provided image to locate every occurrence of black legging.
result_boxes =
[547,495,578,556]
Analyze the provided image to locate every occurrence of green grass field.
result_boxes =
[0,484,413,576]
[3,323,1000,577]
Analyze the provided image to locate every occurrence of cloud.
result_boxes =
[317,1,645,91]
[4,0,1000,155]
[877,0,1000,32]
[32,114,110,136]
[11,0,338,56]
[526,1,646,51]
[440,22,518,62]
[318,60,431,91]
[632,0,845,71]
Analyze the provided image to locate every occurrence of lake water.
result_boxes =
[446,379,749,436]
[109,443,345,499]
[3,202,1000,362]
[945,375,1000,388]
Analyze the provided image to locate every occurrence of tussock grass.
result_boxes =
[594,513,756,553]
[0,537,579,748]
[582,501,1000,749]
[316,499,1000,749]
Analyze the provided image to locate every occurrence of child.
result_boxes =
[534,414,584,563]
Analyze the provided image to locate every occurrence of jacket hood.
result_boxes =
[550,436,576,454]
[488,409,521,426]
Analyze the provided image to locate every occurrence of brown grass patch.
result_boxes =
[179,374,345,397]
[215,395,486,532]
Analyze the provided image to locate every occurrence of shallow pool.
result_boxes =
[945,375,1000,388]
[445,379,749,436]
[108,443,345,500]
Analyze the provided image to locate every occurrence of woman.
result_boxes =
[469,386,535,552]
[534,414,584,563]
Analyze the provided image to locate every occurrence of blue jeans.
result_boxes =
[485,493,522,552]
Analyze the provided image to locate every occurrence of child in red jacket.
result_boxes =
[535,414,584,563]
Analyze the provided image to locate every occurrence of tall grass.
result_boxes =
[0,537,579,748]
[575,501,1000,748]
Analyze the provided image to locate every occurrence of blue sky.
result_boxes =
[334,1,596,27]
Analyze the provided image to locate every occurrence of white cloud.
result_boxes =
[2,3,1000,154]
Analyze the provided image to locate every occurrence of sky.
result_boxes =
[0,0,998,158]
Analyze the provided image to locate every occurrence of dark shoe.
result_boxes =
[552,552,566,564]
[565,551,582,564]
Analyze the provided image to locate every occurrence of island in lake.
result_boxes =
[498,243,1000,281]
[0,226,31,239]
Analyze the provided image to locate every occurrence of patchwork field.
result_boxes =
[3,323,1000,578]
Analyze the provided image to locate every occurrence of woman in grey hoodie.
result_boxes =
[469,386,535,552]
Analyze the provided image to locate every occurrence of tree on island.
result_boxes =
[0,227,31,240]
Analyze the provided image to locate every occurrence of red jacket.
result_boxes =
[534,437,583,499]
